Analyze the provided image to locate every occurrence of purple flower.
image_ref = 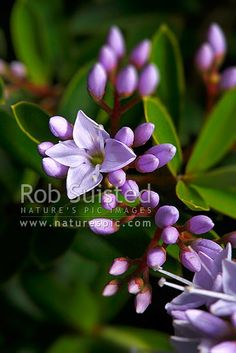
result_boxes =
[185,215,214,235]
[87,63,107,100]
[133,122,155,147]
[128,277,144,294]
[10,61,27,78]
[211,341,236,353]
[38,141,54,157]
[195,43,214,71]
[42,157,68,178]
[101,193,117,210]
[180,249,202,273]
[135,287,152,314]
[130,40,151,68]
[89,218,119,235]
[116,65,138,97]
[220,67,236,90]
[49,116,73,140]
[147,247,166,269]
[155,205,179,228]
[107,26,125,59]
[121,180,139,201]
[161,226,179,244]
[190,239,222,259]
[222,231,236,248]
[135,154,159,173]
[138,64,160,96]
[103,280,119,296]
[45,110,136,199]
[139,190,160,208]
[145,144,176,168]
[207,23,226,57]
[108,169,126,187]
[98,45,117,73]
[115,127,134,147]
[109,257,129,276]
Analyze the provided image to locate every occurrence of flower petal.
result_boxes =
[46,140,88,167]
[210,299,236,316]
[100,138,136,173]
[170,336,200,353]
[166,292,205,314]
[222,259,236,295]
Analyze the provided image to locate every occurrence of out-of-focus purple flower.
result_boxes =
[211,341,236,353]
[109,257,129,275]
[121,180,139,201]
[147,247,166,269]
[87,63,107,100]
[99,45,117,73]
[135,154,159,173]
[161,226,179,244]
[115,127,134,147]
[42,157,68,178]
[133,122,155,147]
[155,205,179,228]
[128,277,144,294]
[108,169,126,187]
[45,110,136,198]
[185,215,214,235]
[116,65,138,97]
[10,61,27,78]
[219,67,236,90]
[49,116,73,140]
[130,40,151,68]
[38,141,54,157]
[190,239,222,259]
[180,249,201,272]
[107,26,125,59]
[138,64,160,96]
[139,190,160,208]
[89,218,119,235]
[101,193,117,210]
[135,287,152,314]
[207,23,226,57]
[145,144,176,168]
[195,43,214,71]
[103,280,119,296]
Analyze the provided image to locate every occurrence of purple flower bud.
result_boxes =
[98,45,117,73]
[220,67,236,90]
[37,141,54,157]
[87,63,107,100]
[109,257,129,276]
[155,205,179,228]
[49,116,73,140]
[161,226,179,244]
[139,190,160,208]
[130,40,151,68]
[207,23,226,57]
[108,169,126,187]
[185,215,214,234]
[10,61,27,78]
[135,154,159,173]
[180,249,201,272]
[115,127,134,147]
[121,180,139,201]
[107,26,125,59]
[101,193,117,211]
[133,122,155,147]
[135,287,152,314]
[138,64,160,96]
[128,277,144,294]
[195,43,214,71]
[147,247,166,269]
[211,342,236,353]
[222,231,236,248]
[89,218,119,235]
[116,65,138,97]
[190,239,222,259]
[42,157,68,178]
[145,144,176,168]
[102,280,119,296]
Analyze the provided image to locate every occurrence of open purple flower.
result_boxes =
[45,110,136,199]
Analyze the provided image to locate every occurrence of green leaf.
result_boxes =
[0,77,4,104]
[47,336,90,353]
[143,96,182,176]
[12,101,52,144]
[189,165,236,189]
[151,24,185,124]
[176,180,210,211]
[186,88,236,173]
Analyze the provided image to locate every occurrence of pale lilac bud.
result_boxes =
[37,141,54,157]
[107,26,125,59]
[138,64,160,96]
[211,342,236,353]
[155,205,179,228]
[180,250,201,272]
[98,45,117,73]
[145,144,176,168]
[115,127,134,147]
[135,287,152,314]
[42,157,68,178]
[102,280,119,296]
[220,67,236,90]
[87,63,107,100]
[89,218,119,235]
[207,23,226,57]
[109,257,129,276]
[116,65,138,97]
[161,226,179,244]
[222,232,236,248]
[108,169,126,187]
[101,193,117,211]
[147,247,166,269]
[128,277,144,294]
[10,61,27,78]
[135,154,159,173]
[140,190,159,208]
[49,116,73,140]
[191,239,222,259]
[185,215,214,234]
[130,40,151,68]
[121,180,139,201]
[195,43,214,71]
[133,122,155,147]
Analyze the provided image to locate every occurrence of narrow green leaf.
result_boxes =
[47,336,90,353]
[151,24,185,124]
[186,88,236,173]
[176,180,210,211]
[189,165,236,189]
[143,96,182,176]
[12,101,52,144]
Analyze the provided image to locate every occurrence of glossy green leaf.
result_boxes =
[12,101,52,144]
[189,165,236,189]
[186,88,236,173]
[176,180,210,211]
[47,336,90,353]
[143,96,182,176]
[151,24,185,124]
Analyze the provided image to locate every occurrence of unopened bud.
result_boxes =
[220,67,236,90]
[138,64,160,96]
[221,232,236,248]
[121,180,139,201]
[207,23,226,58]
[145,144,176,168]
[130,40,151,68]
[133,122,155,147]
[101,193,117,210]
[49,116,73,140]
[38,141,54,157]
[87,63,107,100]
[128,277,144,294]
[185,215,214,234]
[107,26,125,59]
[109,257,129,276]
[99,45,117,73]
[135,154,159,173]
[155,205,179,228]
[116,65,138,97]
[115,127,134,147]
[180,249,201,272]
[102,280,119,296]
[139,190,159,208]
[42,157,68,178]
[10,61,27,78]
[195,43,214,71]
[147,247,166,269]
[89,218,119,235]
[161,226,179,244]
[135,287,152,314]
[108,169,126,187]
